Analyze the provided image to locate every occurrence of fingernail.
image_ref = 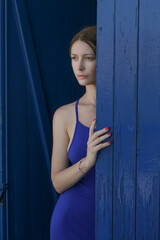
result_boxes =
[107,132,111,135]
[108,141,112,144]
[105,127,109,131]
[93,118,96,121]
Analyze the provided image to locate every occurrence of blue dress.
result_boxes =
[50,99,95,240]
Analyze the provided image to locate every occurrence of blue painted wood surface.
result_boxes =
[96,0,115,238]
[136,0,160,238]
[96,0,160,239]
[113,0,138,239]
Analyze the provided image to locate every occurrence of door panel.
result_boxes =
[136,0,160,238]
[96,0,160,239]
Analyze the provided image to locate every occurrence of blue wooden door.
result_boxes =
[96,0,160,239]
[0,0,96,239]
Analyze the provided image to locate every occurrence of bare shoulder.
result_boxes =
[52,100,77,131]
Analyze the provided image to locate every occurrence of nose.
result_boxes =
[78,59,85,70]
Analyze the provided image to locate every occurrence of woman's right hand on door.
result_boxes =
[86,118,112,167]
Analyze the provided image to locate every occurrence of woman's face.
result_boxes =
[70,40,96,86]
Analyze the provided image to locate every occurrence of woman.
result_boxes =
[50,25,112,240]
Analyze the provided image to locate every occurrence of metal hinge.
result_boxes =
[0,183,9,206]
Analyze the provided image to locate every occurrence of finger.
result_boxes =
[90,126,110,142]
[92,132,111,146]
[89,118,96,138]
[94,140,112,151]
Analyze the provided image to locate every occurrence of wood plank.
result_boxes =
[113,0,138,239]
[96,0,115,239]
[136,0,160,238]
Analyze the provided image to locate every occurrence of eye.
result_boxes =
[71,56,78,60]
[86,57,94,61]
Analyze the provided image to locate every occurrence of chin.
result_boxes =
[79,82,95,87]
[78,82,87,86]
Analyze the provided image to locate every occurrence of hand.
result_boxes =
[86,118,112,167]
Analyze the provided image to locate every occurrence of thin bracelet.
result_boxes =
[79,160,85,176]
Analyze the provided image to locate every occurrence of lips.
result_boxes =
[77,75,87,77]
[77,75,88,79]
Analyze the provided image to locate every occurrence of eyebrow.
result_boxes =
[70,53,95,56]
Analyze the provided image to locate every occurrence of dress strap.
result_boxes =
[75,99,80,122]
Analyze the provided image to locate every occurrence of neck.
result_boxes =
[84,84,96,105]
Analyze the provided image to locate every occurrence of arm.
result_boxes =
[51,106,93,194]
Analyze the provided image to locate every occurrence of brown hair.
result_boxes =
[69,25,97,56]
